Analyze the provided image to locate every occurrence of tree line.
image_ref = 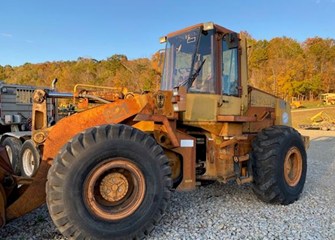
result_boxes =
[0,54,162,93]
[0,36,334,100]
[247,36,335,100]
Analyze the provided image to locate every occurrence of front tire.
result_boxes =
[47,124,172,240]
[252,125,307,205]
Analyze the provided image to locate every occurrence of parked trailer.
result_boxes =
[0,81,56,176]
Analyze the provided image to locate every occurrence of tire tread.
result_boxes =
[252,125,307,205]
[47,124,172,239]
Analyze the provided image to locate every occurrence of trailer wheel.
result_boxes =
[47,124,172,240]
[252,125,307,205]
[19,140,40,177]
[2,137,22,174]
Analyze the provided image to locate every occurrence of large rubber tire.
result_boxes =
[19,140,41,177]
[2,137,22,175]
[252,125,307,205]
[47,124,172,240]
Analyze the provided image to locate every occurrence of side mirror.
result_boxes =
[225,33,239,49]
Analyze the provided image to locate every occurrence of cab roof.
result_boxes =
[166,22,235,38]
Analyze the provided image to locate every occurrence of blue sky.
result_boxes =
[1,0,334,66]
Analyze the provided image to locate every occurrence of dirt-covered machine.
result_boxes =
[0,22,309,239]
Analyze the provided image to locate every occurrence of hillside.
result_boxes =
[0,36,334,98]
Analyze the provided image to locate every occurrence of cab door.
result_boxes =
[218,33,241,116]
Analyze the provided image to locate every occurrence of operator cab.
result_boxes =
[160,22,240,97]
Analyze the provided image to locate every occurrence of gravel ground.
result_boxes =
[1,129,334,240]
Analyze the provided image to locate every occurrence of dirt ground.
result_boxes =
[0,108,334,239]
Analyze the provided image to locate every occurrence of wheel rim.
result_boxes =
[284,147,303,187]
[84,158,146,221]
[5,145,13,165]
[22,148,35,177]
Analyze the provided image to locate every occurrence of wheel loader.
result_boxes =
[0,22,309,239]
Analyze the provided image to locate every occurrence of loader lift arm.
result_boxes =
[3,84,194,222]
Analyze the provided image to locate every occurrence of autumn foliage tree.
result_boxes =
[0,36,334,100]
[248,36,335,100]
[0,54,162,93]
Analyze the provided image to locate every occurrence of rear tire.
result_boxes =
[47,124,172,240]
[252,125,307,205]
[2,137,22,175]
[19,140,41,177]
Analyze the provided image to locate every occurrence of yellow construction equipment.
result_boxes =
[299,111,335,131]
[290,97,303,109]
[0,22,309,239]
[320,93,335,105]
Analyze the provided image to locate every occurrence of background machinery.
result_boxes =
[0,22,308,239]
[0,82,56,177]
[320,93,335,105]
[299,111,335,131]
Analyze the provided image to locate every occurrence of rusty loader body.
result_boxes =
[0,23,308,239]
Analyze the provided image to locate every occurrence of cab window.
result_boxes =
[222,40,239,96]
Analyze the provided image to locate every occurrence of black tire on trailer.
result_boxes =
[47,124,172,240]
[2,137,22,174]
[252,125,307,205]
[19,140,41,177]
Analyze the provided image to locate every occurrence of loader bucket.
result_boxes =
[0,184,5,227]
[5,161,48,221]
[0,145,14,227]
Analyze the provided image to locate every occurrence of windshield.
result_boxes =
[161,28,215,93]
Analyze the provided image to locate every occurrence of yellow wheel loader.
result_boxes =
[0,22,309,239]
